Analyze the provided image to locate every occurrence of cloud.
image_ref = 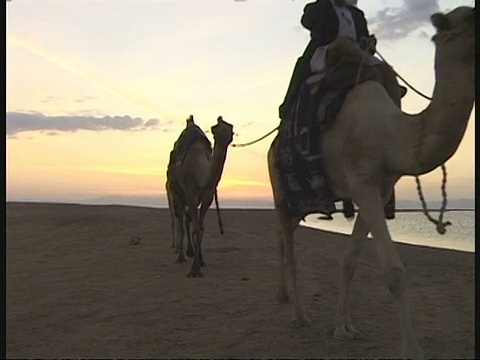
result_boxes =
[40,95,62,104]
[6,111,165,137]
[368,0,440,41]
[74,96,98,103]
[144,118,160,127]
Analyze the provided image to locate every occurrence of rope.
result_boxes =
[231,126,279,148]
[414,165,452,234]
[375,47,450,234]
[214,188,224,235]
[231,40,374,149]
[355,38,374,86]
[375,50,432,101]
[407,76,449,234]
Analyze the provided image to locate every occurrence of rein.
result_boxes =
[231,126,279,148]
[374,49,450,234]
[214,188,225,235]
[376,50,432,101]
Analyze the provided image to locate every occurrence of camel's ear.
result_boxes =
[217,116,223,124]
[431,13,451,31]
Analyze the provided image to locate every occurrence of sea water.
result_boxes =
[301,211,475,253]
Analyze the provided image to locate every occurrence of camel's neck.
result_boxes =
[205,142,229,189]
[416,49,475,174]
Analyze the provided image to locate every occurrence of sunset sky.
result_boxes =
[6,0,475,207]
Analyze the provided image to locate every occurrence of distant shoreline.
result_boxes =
[5,200,475,212]
[394,208,474,212]
[343,208,475,212]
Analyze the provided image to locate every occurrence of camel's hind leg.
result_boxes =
[334,215,368,340]
[351,184,424,359]
[276,208,311,327]
[268,138,310,326]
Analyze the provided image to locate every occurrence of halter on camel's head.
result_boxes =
[430,6,475,61]
[431,6,475,35]
[211,116,234,146]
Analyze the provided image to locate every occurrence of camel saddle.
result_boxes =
[275,59,385,219]
[168,122,212,169]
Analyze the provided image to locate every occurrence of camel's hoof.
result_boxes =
[176,256,187,263]
[289,315,312,328]
[334,324,366,341]
[187,270,203,278]
[275,288,290,304]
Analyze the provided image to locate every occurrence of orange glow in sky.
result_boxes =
[6,1,475,206]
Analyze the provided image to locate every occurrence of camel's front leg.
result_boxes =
[352,185,424,359]
[194,193,214,268]
[277,209,311,327]
[174,210,187,263]
[184,213,194,258]
[275,228,290,304]
[187,205,203,278]
[334,215,368,340]
[166,181,176,250]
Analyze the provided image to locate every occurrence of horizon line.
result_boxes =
[6,200,476,212]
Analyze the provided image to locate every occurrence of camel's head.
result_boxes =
[211,116,234,147]
[431,6,475,65]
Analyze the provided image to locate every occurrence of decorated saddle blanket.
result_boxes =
[275,60,380,219]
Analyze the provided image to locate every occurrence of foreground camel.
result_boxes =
[267,7,474,359]
[167,116,234,277]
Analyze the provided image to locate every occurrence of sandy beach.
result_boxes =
[6,202,475,359]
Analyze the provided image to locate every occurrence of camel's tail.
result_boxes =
[214,189,225,235]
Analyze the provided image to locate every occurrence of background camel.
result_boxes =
[167,116,234,277]
[267,6,474,360]
[166,177,176,250]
